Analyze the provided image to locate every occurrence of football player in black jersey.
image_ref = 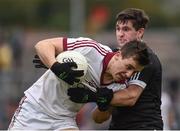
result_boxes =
[91,8,163,130]
[33,8,163,130]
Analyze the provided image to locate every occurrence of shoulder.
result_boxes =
[148,48,162,70]
[128,50,162,88]
[66,37,111,54]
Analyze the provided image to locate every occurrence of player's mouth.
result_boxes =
[118,39,127,44]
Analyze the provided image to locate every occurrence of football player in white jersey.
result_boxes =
[9,37,149,130]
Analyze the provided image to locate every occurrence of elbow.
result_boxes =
[94,118,105,124]
[93,116,110,124]
[92,110,111,124]
[35,41,43,53]
[92,114,106,124]
[128,100,137,106]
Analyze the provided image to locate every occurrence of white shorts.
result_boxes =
[8,96,79,130]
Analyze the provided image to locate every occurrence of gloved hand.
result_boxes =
[96,88,114,111]
[51,61,84,85]
[32,55,48,69]
[67,87,113,111]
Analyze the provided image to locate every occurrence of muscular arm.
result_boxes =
[111,84,143,106]
[92,84,143,123]
[35,37,64,68]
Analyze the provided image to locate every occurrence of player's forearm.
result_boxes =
[92,107,111,123]
[111,85,143,106]
[35,38,63,68]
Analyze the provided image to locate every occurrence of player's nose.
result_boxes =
[125,71,134,79]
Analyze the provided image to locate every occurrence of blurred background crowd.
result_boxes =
[0,0,180,129]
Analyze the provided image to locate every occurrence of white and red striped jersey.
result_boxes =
[24,37,126,119]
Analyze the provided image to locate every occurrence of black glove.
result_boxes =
[67,87,96,103]
[96,88,113,111]
[32,55,48,69]
[67,87,113,111]
[51,61,84,85]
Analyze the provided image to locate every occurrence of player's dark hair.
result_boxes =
[116,8,149,30]
[120,40,150,66]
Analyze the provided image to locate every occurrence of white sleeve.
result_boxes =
[106,83,127,92]
[128,72,146,89]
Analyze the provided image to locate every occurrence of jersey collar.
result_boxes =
[100,52,116,85]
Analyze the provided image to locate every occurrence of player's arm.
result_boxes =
[35,37,84,85]
[110,84,143,106]
[110,63,155,106]
[92,66,154,123]
[35,37,64,68]
[92,107,112,123]
[92,85,143,123]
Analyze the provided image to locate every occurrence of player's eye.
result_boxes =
[123,27,130,32]
[116,27,120,31]
[126,65,134,70]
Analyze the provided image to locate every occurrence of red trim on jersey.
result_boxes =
[100,52,116,85]
[8,96,27,129]
[67,40,109,56]
[116,79,126,84]
[63,37,67,51]
[75,40,108,54]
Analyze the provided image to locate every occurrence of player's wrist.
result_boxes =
[50,61,60,72]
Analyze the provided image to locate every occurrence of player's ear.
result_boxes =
[137,28,144,40]
[114,51,122,60]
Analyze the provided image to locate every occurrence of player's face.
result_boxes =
[116,20,144,48]
[110,53,144,81]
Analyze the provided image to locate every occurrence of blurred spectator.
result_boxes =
[8,29,25,92]
[0,33,12,71]
[161,90,176,130]
[9,29,24,67]
[0,31,13,99]
[86,4,110,34]
[167,77,180,129]
[0,30,14,129]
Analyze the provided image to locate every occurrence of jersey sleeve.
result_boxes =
[128,64,154,89]
[106,83,127,92]
[62,37,111,55]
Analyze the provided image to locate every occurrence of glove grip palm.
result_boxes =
[68,87,113,111]
[51,62,84,85]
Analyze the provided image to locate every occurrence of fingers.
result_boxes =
[66,80,74,85]
[67,88,76,96]
[33,59,42,63]
[68,62,78,68]
[35,64,48,69]
[74,78,81,83]
[72,70,84,77]
[34,54,40,58]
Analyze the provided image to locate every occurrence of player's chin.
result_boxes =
[118,42,126,48]
[119,40,127,45]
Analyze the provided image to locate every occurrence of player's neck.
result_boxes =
[102,56,115,84]
[102,72,114,84]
